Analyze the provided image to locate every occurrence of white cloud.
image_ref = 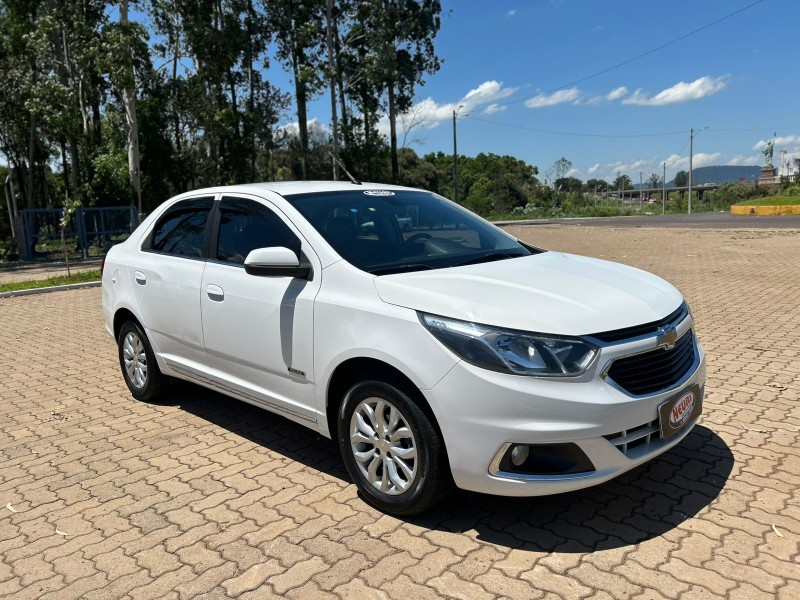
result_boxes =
[729,154,761,166]
[586,150,757,183]
[277,117,327,137]
[608,159,651,174]
[661,152,721,171]
[606,86,628,101]
[482,103,506,115]
[377,80,518,135]
[524,87,581,108]
[692,152,722,167]
[663,154,686,170]
[622,76,728,106]
[586,86,629,106]
[507,9,516,17]
[463,80,517,105]
[566,168,581,177]
[753,134,800,151]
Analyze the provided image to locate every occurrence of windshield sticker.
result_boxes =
[363,190,395,196]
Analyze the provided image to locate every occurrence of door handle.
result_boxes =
[134,271,146,285]
[206,284,224,302]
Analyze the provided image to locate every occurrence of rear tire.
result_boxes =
[338,376,451,515]
[118,321,167,402]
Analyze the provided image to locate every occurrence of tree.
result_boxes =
[613,173,633,190]
[586,178,608,192]
[324,0,339,179]
[463,175,493,215]
[554,176,582,193]
[377,0,442,182]
[0,0,547,244]
[674,170,688,187]
[119,0,142,214]
[647,172,663,189]
[553,157,572,181]
[269,0,325,180]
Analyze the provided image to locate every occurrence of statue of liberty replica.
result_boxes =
[759,133,778,184]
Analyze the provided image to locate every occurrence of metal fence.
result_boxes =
[16,206,139,261]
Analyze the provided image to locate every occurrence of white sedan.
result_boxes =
[102,181,705,515]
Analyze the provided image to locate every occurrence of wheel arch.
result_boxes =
[113,307,142,340]
[325,357,445,451]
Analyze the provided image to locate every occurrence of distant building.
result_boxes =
[778,149,800,179]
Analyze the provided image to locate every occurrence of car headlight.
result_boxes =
[419,313,599,377]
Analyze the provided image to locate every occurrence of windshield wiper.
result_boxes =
[453,252,524,267]
[370,263,434,276]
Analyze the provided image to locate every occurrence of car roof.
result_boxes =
[175,180,420,200]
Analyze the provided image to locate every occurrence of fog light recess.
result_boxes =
[510,444,530,467]
[497,443,595,476]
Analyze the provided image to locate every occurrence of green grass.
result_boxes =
[0,269,101,293]
[733,196,800,206]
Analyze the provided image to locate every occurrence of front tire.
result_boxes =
[118,321,167,402]
[338,377,450,515]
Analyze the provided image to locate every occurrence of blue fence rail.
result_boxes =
[17,206,140,261]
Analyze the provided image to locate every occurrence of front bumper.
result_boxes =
[425,329,706,497]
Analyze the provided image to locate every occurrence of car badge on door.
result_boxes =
[656,325,678,350]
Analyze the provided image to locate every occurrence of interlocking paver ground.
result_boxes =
[1,224,799,600]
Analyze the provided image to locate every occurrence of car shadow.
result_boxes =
[154,382,732,553]
[155,381,351,483]
[409,424,733,552]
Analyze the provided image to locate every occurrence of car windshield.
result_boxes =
[284,189,531,274]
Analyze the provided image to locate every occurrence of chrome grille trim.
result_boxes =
[585,302,689,346]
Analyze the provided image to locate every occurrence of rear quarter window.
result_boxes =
[144,197,214,258]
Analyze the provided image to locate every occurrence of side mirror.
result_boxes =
[244,247,311,279]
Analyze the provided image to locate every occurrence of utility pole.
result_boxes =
[452,105,464,202]
[662,161,666,215]
[639,172,643,213]
[688,127,694,215]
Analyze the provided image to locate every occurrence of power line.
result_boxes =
[464,114,686,138]
[706,126,800,133]
[463,115,800,141]
[495,0,764,108]
[675,135,692,156]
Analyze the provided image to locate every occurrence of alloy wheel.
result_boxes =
[349,397,418,495]
[122,331,148,389]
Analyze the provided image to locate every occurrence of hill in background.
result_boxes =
[665,165,761,186]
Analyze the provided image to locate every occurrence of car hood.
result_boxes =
[373,252,683,336]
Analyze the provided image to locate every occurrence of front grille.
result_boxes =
[604,419,658,455]
[588,302,688,344]
[606,331,696,396]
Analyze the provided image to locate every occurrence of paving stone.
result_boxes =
[269,555,328,595]
[2,226,800,600]
[427,571,494,600]
[220,560,284,597]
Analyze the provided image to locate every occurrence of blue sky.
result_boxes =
[274,0,799,183]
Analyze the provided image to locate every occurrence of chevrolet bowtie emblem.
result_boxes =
[657,325,678,350]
